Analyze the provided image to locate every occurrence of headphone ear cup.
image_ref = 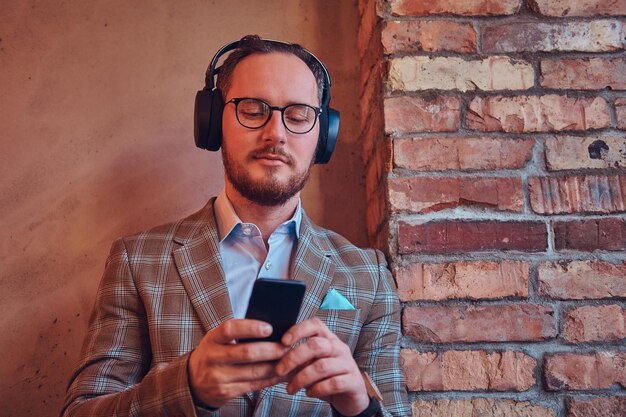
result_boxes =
[315,107,340,164]
[206,91,224,151]
[194,89,213,150]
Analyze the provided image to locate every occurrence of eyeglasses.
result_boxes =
[226,97,321,134]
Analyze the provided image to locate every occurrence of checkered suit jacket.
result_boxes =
[61,199,410,417]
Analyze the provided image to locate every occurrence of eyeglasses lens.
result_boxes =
[283,106,316,133]
[237,99,270,127]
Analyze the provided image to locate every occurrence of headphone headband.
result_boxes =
[205,39,332,92]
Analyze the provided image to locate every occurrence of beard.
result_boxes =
[222,142,315,207]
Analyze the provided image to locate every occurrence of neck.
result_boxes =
[224,184,299,242]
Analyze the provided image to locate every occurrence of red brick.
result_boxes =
[358,0,381,18]
[529,175,626,214]
[365,139,391,199]
[390,0,521,16]
[401,349,536,391]
[398,220,547,254]
[544,352,626,390]
[369,219,392,258]
[394,137,534,171]
[617,98,626,130]
[544,135,626,170]
[364,146,389,236]
[563,305,626,343]
[384,96,460,134]
[400,350,443,391]
[529,0,626,17]
[411,398,556,417]
[357,0,377,57]
[482,20,625,53]
[389,56,533,92]
[357,0,367,16]
[443,350,535,391]
[553,218,626,251]
[403,304,556,342]
[359,24,384,92]
[388,177,523,213]
[567,397,626,417]
[382,20,476,53]
[360,109,384,168]
[538,260,626,300]
[366,191,388,244]
[360,72,384,158]
[541,58,626,90]
[467,95,610,132]
[394,261,529,301]
[359,28,383,114]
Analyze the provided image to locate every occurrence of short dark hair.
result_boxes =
[216,35,325,104]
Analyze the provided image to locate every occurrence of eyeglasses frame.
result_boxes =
[225,97,322,134]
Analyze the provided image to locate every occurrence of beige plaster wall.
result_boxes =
[0,1,363,415]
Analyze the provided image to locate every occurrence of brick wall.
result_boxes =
[357,0,626,416]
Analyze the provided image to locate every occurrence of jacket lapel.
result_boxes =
[256,212,335,409]
[172,199,234,332]
[292,212,335,323]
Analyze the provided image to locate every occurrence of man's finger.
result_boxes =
[228,375,291,396]
[215,361,281,384]
[211,319,273,344]
[286,357,350,394]
[282,317,334,345]
[228,342,290,364]
[196,341,288,365]
[275,336,334,376]
[303,373,363,399]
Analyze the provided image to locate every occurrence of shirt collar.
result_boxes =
[214,189,302,242]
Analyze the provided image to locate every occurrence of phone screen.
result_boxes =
[240,278,306,343]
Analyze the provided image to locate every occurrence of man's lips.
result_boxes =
[254,153,289,164]
[250,147,294,165]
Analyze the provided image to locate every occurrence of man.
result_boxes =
[62,35,410,417]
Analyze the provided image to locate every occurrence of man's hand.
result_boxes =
[275,318,371,416]
[188,319,290,408]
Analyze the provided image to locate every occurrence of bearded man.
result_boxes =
[62,35,410,417]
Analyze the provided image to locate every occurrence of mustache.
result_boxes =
[248,146,295,165]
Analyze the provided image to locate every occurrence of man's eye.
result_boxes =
[286,107,314,124]
[286,114,309,123]
[240,110,266,119]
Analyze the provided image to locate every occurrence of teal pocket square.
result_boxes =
[320,288,355,310]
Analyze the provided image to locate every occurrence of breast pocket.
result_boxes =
[315,309,362,350]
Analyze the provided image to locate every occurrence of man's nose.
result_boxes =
[261,110,287,143]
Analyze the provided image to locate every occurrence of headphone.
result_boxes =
[194,38,340,164]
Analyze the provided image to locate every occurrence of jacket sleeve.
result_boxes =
[60,238,204,417]
[351,249,411,417]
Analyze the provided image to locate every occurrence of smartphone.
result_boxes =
[240,278,306,343]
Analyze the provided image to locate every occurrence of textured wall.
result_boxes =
[358,0,626,416]
[0,1,362,415]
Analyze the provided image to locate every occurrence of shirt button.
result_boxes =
[265,262,272,270]
[242,226,251,236]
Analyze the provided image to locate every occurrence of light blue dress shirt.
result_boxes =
[213,190,302,318]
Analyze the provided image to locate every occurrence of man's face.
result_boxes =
[221,52,320,207]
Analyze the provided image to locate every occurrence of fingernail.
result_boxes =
[262,324,272,335]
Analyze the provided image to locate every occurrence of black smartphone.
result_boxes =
[240,278,306,343]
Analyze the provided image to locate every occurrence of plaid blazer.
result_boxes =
[61,200,410,417]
